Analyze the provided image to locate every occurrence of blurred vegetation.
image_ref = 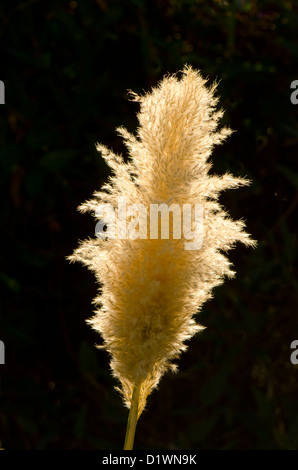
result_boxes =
[0,0,298,450]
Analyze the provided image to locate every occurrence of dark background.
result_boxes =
[1,0,298,450]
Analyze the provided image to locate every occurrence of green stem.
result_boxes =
[123,383,141,450]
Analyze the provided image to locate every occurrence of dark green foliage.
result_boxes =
[0,0,297,450]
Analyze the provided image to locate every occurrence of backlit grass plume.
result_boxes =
[68,65,256,448]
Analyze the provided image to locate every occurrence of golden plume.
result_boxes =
[68,65,256,446]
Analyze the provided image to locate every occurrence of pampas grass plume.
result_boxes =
[68,65,256,427]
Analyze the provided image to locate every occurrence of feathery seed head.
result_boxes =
[68,65,256,416]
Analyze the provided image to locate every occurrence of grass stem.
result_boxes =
[123,383,140,450]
